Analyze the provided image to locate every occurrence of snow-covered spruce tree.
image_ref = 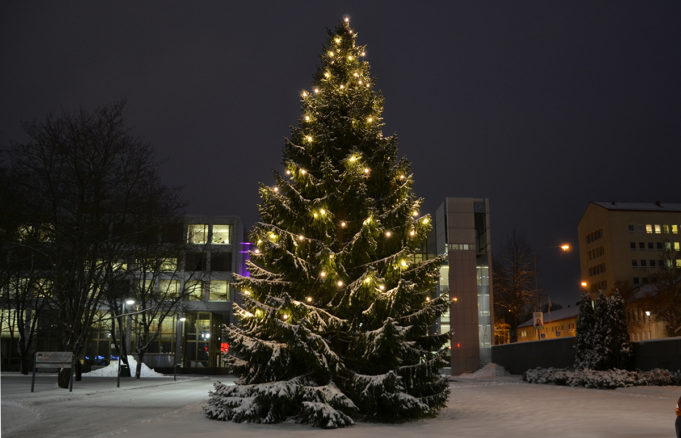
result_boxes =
[591,292,610,370]
[605,291,632,370]
[574,292,596,369]
[204,18,449,428]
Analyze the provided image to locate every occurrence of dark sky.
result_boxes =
[2,1,680,306]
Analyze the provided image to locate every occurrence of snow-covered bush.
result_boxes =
[524,367,681,389]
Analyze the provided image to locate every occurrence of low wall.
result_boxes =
[491,336,681,374]
[491,337,576,375]
[632,336,681,371]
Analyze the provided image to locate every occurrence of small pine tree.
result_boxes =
[204,18,449,428]
[574,292,596,369]
[591,293,610,370]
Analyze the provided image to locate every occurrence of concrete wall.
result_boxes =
[492,337,576,374]
[492,336,681,374]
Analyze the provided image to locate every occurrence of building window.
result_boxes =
[645,224,653,234]
[448,243,472,251]
[639,242,645,249]
[211,225,232,245]
[672,225,679,234]
[186,281,205,301]
[657,242,663,249]
[640,260,647,267]
[663,225,670,234]
[185,252,207,271]
[630,242,636,250]
[649,260,655,267]
[642,277,649,284]
[675,242,680,251]
[187,224,208,244]
[633,277,639,285]
[654,225,662,234]
[209,280,229,301]
[628,224,634,232]
[632,260,638,267]
[648,242,654,249]
[677,259,681,268]
[211,253,232,272]
[666,242,672,250]
[158,280,179,297]
[160,258,178,272]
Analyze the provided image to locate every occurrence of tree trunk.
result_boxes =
[75,359,82,381]
[57,368,70,388]
[135,351,144,379]
[20,354,31,375]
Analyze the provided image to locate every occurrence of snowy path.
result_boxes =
[2,373,679,437]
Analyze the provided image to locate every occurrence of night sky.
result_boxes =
[2,1,680,306]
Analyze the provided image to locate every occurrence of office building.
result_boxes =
[432,197,493,374]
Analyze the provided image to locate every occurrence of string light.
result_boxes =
[324,71,331,78]
[422,217,430,224]
[349,155,357,162]
[337,280,344,287]
[335,37,341,44]
[379,284,385,291]
[365,83,370,88]
[400,259,408,268]
[313,211,318,218]
[313,87,319,94]
[305,135,313,143]
[425,296,431,302]
[301,90,308,98]
[328,51,335,57]
[340,221,347,228]
[243,290,251,296]
[254,249,260,254]
[347,55,354,61]
[320,208,326,216]
[320,271,327,278]
[304,115,310,122]
[452,297,458,302]
[400,174,406,180]
[409,229,416,237]
[360,51,366,57]
[329,254,334,259]
[367,116,373,123]
[285,170,291,176]
[412,210,418,217]
[358,80,363,85]
[257,239,263,245]
[364,277,371,284]
[353,72,359,77]
[344,16,350,23]
[273,186,279,192]
[298,235,305,241]
[363,167,370,174]
[300,169,307,175]
[306,296,313,303]
[385,231,392,238]
[282,314,289,320]
[269,232,277,240]
[255,309,263,317]
[339,84,345,89]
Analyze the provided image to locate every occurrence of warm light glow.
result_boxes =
[353,72,359,77]
[340,221,347,228]
[179,317,187,322]
[306,135,313,142]
[412,210,418,216]
[358,80,363,85]
[385,231,392,238]
[339,84,345,89]
[254,249,260,254]
[269,232,277,240]
[313,87,319,94]
[580,281,588,289]
[300,169,307,175]
[324,71,331,78]
[560,243,571,252]
[409,230,415,236]
[320,271,327,278]
[285,170,291,175]
[257,239,263,245]
[320,208,326,215]
[399,259,408,268]
[363,167,370,174]
[400,174,406,180]
[367,116,373,123]
[349,155,357,162]
[347,55,354,61]
[335,37,341,44]
[301,90,308,98]
[125,299,135,306]
[328,51,335,57]
[304,115,310,121]
[282,314,289,320]
[422,217,430,224]
[425,296,431,302]
[344,16,350,23]
[255,309,263,317]
[645,310,651,317]
[306,296,313,303]
[298,235,305,241]
[379,284,385,291]
[337,280,344,287]
[243,290,251,296]
[360,51,366,57]
[313,212,318,218]
[452,297,458,302]
[364,277,371,284]
[273,186,279,192]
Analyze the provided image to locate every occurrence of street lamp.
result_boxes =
[117,298,135,388]
[645,310,652,340]
[174,315,186,381]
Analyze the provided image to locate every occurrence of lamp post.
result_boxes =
[645,310,652,340]
[117,298,135,388]
[174,315,186,381]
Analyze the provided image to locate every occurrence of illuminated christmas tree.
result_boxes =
[204,17,449,428]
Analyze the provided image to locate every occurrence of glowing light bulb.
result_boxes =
[339,84,345,89]
[269,232,276,240]
[300,169,307,175]
[367,116,373,123]
[385,231,392,238]
[313,87,319,94]
[340,221,347,228]
[304,115,310,121]
[329,254,334,259]
[400,174,406,180]
[426,296,431,302]
[422,217,430,224]
[335,37,341,44]
[255,309,263,316]
[306,135,313,142]
[360,51,366,57]
[313,211,318,218]
[301,90,308,98]
[254,249,260,254]
[285,169,291,175]
[379,284,385,291]
[298,235,305,241]
[243,290,251,296]
[328,51,335,57]
[358,80,363,85]
[365,83,370,88]
[364,277,371,284]
[347,55,354,61]
[452,297,458,302]
[412,210,418,217]
[282,314,289,320]
[400,259,408,268]
[257,239,262,245]
[409,230,415,236]
[363,167,370,174]
[337,280,344,287]
[344,16,350,23]
[273,186,279,192]
[353,72,359,77]
[324,71,330,78]
[320,208,326,215]
[349,155,357,162]
[306,296,313,303]
[320,271,327,278]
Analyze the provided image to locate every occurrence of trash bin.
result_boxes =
[119,364,131,377]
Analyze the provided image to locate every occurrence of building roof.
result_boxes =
[591,201,681,212]
[518,306,579,328]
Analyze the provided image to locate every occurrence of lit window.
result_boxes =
[211,225,232,245]
[160,258,177,272]
[187,224,208,244]
[654,225,661,234]
[663,225,670,234]
[673,225,679,234]
[186,281,205,301]
[676,259,681,268]
[675,242,680,251]
[209,280,229,301]
[645,224,653,234]
[666,242,672,250]
[159,280,179,297]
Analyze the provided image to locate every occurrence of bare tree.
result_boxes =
[493,231,539,342]
[5,101,179,387]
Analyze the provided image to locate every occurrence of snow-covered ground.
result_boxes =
[2,371,679,437]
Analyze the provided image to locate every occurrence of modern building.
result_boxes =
[578,201,681,340]
[432,197,493,374]
[516,306,578,342]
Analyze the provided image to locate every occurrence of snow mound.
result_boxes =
[456,363,510,379]
[84,356,166,378]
